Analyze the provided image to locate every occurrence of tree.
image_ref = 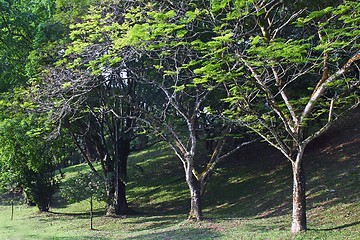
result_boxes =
[35,3,143,215]
[0,0,56,90]
[0,0,79,211]
[61,171,107,230]
[0,95,65,211]
[218,0,359,232]
[103,0,257,220]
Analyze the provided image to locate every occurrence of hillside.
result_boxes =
[0,109,359,239]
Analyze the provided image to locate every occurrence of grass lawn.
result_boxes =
[0,201,358,239]
[0,116,359,239]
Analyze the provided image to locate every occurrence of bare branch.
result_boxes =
[300,51,360,123]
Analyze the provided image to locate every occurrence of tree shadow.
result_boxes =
[125,227,222,240]
[308,221,360,231]
[120,215,184,232]
[202,142,293,219]
[304,122,360,209]
[47,209,105,219]
[47,109,359,227]
[199,123,359,220]
[38,236,111,240]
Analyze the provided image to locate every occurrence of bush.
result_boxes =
[22,163,59,212]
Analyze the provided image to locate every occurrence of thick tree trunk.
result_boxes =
[187,176,202,221]
[103,151,115,215]
[105,177,116,216]
[114,138,131,215]
[291,156,307,233]
[115,178,129,214]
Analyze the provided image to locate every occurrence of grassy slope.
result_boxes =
[0,110,359,239]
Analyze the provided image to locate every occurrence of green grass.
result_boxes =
[0,122,359,239]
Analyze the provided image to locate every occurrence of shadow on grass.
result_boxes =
[125,227,222,240]
[202,142,293,219]
[309,221,360,231]
[42,236,111,240]
[47,209,105,219]
[50,110,359,227]
[122,215,184,232]
[200,126,359,220]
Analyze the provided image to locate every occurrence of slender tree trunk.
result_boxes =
[291,151,307,233]
[186,174,202,221]
[11,199,14,220]
[90,194,94,230]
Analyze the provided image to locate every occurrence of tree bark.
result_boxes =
[105,176,116,216]
[114,138,130,215]
[291,155,307,233]
[115,178,129,214]
[187,176,202,221]
[102,152,120,216]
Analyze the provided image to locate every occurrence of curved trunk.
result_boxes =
[291,157,307,233]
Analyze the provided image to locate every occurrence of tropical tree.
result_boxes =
[0,0,56,90]
[35,3,144,215]
[102,1,258,220]
[0,93,65,211]
[217,0,359,232]
[0,0,78,211]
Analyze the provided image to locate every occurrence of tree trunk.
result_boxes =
[114,138,130,215]
[187,176,202,221]
[11,200,14,220]
[115,178,129,214]
[105,177,116,216]
[90,194,94,230]
[103,151,115,216]
[291,154,307,233]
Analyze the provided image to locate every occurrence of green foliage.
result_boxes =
[0,113,60,211]
[0,0,358,233]
[22,162,59,211]
[221,0,359,142]
[54,0,96,24]
[247,38,310,63]
[0,0,57,89]
[296,1,360,51]
[211,0,231,12]
[0,87,72,211]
